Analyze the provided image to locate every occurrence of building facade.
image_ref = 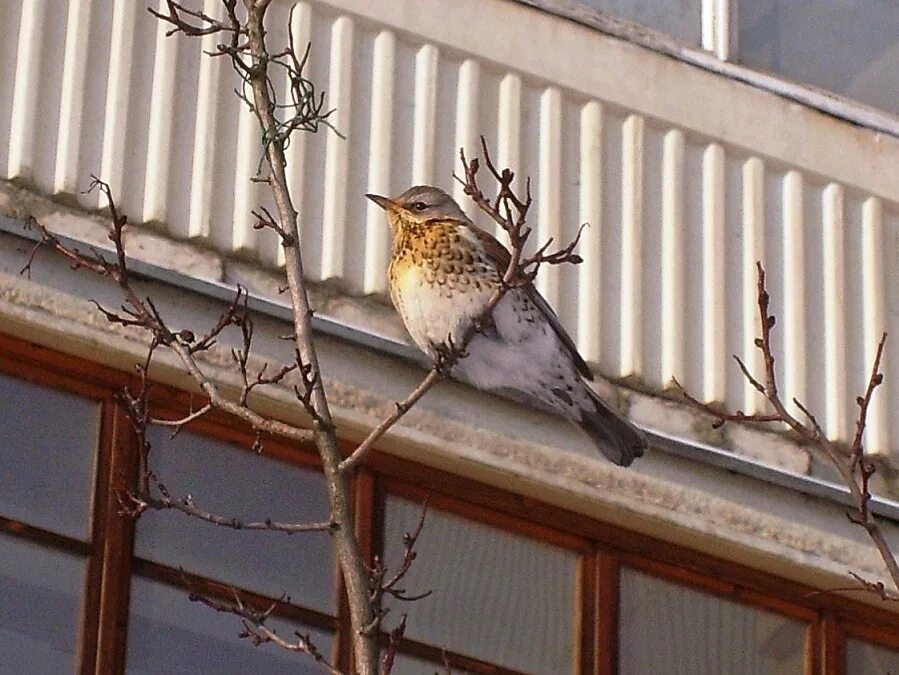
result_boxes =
[0,0,897,673]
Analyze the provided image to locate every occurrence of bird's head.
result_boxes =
[366,185,468,236]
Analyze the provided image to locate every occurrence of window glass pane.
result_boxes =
[847,638,899,675]
[576,1,702,44]
[0,533,86,673]
[619,567,806,674]
[134,428,334,614]
[127,576,334,674]
[738,0,899,115]
[384,496,577,673]
[0,372,99,540]
[388,652,443,675]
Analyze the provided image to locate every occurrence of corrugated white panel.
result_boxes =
[536,88,562,310]
[822,183,847,441]
[2,0,897,455]
[53,0,92,195]
[577,102,603,364]
[8,0,47,181]
[660,129,685,388]
[143,0,179,224]
[741,157,766,415]
[320,15,354,280]
[98,0,136,209]
[619,114,645,379]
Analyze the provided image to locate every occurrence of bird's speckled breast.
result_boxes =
[388,221,499,353]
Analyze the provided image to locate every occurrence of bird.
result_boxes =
[366,185,646,466]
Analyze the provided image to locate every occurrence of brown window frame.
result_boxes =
[1,331,898,675]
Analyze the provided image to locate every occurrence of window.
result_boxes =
[566,0,899,118]
[1,330,898,673]
[738,0,899,116]
[576,0,702,44]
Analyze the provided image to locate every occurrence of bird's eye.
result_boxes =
[412,201,427,211]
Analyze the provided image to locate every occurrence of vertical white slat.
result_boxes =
[363,30,396,294]
[861,197,891,456]
[231,98,259,252]
[742,157,766,413]
[143,0,179,223]
[411,44,439,186]
[320,15,354,280]
[702,143,726,402]
[822,183,847,441]
[7,0,47,179]
[660,129,685,387]
[452,59,480,209]
[495,73,522,240]
[577,101,603,363]
[782,170,806,414]
[536,87,562,309]
[702,0,735,60]
[53,0,93,194]
[283,1,313,255]
[99,0,136,206]
[186,0,225,239]
[619,114,645,378]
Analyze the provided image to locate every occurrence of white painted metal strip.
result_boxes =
[741,157,766,413]
[701,0,733,60]
[321,15,354,280]
[619,114,644,378]
[702,143,726,402]
[412,44,439,186]
[577,101,603,363]
[661,129,685,387]
[7,0,46,179]
[782,170,806,414]
[99,0,136,207]
[53,0,93,195]
[363,29,396,294]
[536,87,562,310]
[496,73,522,240]
[231,98,260,252]
[452,59,480,211]
[861,197,891,456]
[143,0,179,223]
[283,1,313,256]
[822,183,847,440]
[186,0,225,240]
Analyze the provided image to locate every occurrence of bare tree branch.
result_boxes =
[188,586,341,674]
[674,262,899,597]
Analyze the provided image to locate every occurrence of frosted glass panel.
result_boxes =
[135,428,334,613]
[127,576,334,674]
[619,567,806,674]
[847,638,899,675]
[0,372,99,540]
[739,0,899,115]
[0,533,86,673]
[388,652,443,675]
[577,0,702,43]
[384,496,577,674]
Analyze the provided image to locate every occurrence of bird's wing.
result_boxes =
[463,223,594,381]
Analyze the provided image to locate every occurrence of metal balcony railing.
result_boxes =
[2,0,896,454]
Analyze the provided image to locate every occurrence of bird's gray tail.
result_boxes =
[577,387,646,467]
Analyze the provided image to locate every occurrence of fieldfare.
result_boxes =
[367,186,646,466]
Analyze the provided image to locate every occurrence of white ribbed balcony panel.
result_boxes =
[1,0,897,454]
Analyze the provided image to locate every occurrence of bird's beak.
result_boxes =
[365,193,396,211]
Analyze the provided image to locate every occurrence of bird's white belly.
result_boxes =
[395,268,492,357]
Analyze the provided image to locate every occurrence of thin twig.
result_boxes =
[674,261,899,597]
